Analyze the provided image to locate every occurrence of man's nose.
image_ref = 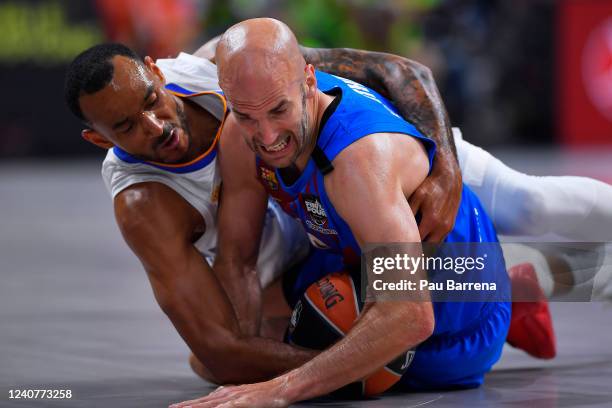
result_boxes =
[141,111,164,136]
[258,120,279,145]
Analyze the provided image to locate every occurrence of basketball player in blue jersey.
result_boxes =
[170,18,512,408]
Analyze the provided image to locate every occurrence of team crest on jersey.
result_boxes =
[302,194,339,237]
[302,194,327,226]
[259,166,278,191]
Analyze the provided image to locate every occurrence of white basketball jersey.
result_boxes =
[102,53,308,287]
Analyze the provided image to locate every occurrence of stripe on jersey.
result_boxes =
[113,83,227,174]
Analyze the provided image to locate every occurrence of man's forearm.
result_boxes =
[214,255,262,336]
[301,46,458,160]
[279,301,434,402]
[165,278,317,384]
[207,252,319,383]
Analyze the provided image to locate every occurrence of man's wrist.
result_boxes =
[431,149,463,196]
[274,368,312,404]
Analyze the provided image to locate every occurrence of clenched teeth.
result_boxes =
[262,136,289,152]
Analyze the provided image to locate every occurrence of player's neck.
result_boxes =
[294,91,335,171]
[314,90,335,133]
[179,97,221,161]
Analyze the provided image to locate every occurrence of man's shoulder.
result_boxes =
[102,147,220,226]
[113,180,204,249]
[101,148,187,203]
[101,148,157,196]
[331,133,427,182]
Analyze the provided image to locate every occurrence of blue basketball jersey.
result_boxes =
[257,71,509,337]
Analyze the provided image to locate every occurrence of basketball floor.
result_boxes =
[1,150,611,407]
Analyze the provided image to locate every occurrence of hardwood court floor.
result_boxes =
[1,152,611,408]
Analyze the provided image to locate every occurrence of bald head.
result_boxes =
[216,18,305,94]
[215,19,322,169]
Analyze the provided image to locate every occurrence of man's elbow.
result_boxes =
[154,297,247,383]
[388,57,434,87]
[395,302,435,349]
[196,334,255,384]
[402,57,433,80]
[416,304,435,341]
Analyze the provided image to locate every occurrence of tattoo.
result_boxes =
[301,46,458,160]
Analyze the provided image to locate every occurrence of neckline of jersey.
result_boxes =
[112,85,227,174]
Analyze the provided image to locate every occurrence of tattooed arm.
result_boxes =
[301,46,462,242]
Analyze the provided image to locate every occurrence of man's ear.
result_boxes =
[144,56,166,84]
[304,64,317,98]
[82,129,114,149]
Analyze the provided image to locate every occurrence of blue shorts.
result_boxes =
[398,300,511,390]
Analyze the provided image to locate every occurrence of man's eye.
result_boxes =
[146,94,158,109]
[272,107,287,115]
[122,123,134,134]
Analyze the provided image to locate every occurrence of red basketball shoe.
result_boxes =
[506,262,557,359]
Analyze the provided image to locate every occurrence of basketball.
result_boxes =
[286,271,415,397]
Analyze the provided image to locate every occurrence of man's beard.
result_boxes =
[290,88,310,165]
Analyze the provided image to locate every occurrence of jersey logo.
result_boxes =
[400,350,416,370]
[302,194,339,237]
[303,194,327,226]
[259,166,278,191]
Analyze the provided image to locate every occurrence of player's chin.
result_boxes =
[154,148,185,164]
[156,142,190,164]
[265,156,294,169]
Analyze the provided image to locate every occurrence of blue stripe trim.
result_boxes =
[165,83,197,95]
[165,83,224,97]
[112,146,217,174]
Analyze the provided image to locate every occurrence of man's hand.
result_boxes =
[409,157,462,242]
[169,379,292,408]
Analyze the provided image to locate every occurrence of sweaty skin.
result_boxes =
[77,35,459,392]
[171,18,435,408]
[196,36,462,242]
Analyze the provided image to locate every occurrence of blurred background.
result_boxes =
[1,0,611,159]
[1,2,611,405]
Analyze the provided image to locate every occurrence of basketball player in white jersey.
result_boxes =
[64,42,611,385]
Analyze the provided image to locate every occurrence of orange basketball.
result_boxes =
[286,271,415,397]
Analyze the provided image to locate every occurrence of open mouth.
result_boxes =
[159,128,179,151]
[260,134,290,154]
